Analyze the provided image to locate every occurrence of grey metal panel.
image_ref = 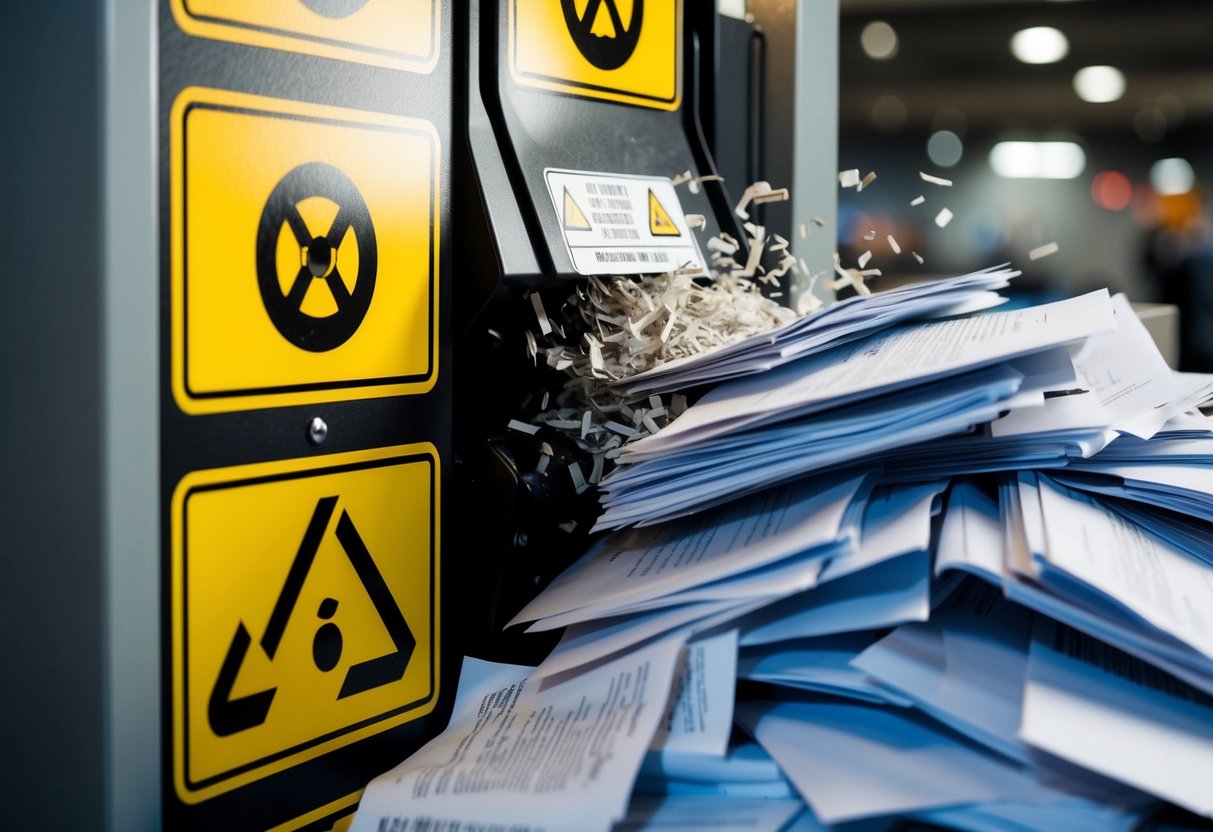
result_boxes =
[103,0,161,829]
[738,0,839,307]
[0,1,107,827]
[793,0,840,288]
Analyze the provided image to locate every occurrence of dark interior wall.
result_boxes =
[0,2,105,827]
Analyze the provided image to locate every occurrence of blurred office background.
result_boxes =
[836,0,1213,370]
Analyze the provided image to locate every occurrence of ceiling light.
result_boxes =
[861,21,898,60]
[1073,65,1126,103]
[927,130,964,168]
[1010,27,1069,65]
[1150,158,1195,196]
[989,141,1086,179]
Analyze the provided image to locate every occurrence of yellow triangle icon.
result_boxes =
[648,189,681,236]
[563,187,592,231]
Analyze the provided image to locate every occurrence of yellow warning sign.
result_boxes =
[171,444,439,803]
[170,87,439,414]
[648,188,680,236]
[508,0,681,111]
[563,187,592,231]
[170,0,439,73]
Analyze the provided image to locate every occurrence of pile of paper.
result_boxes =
[354,273,1213,831]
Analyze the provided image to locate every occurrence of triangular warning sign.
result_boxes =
[207,496,415,736]
[648,189,681,236]
[563,187,592,231]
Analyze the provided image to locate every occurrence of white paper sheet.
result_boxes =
[650,630,737,758]
[630,289,1115,454]
[818,480,945,582]
[533,596,772,684]
[934,481,1008,584]
[351,640,685,832]
[853,580,1035,763]
[1034,475,1213,659]
[739,550,931,646]
[736,700,1058,824]
[1074,294,1187,438]
[611,796,803,832]
[512,475,865,629]
[639,741,782,784]
[1020,618,1213,817]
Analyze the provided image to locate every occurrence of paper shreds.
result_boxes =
[689,174,724,195]
[1029,241,1060,261]
[670,170,692,186]
[752,188,790,206]
[920,171,953,187]
[530,292,553,335]
[858,250,873,269]
[857,171,877,192]
[887,234,902,254]
[606,420,638,438]
[935,208,954,228]
[568,460,589,494]
[796,291,824,315]
[735,181,787,219]
[686,213,707,230]
[911,195,925,207]
[912,251,925,264]
[800,222,810,239]
[863,229,876,241]
[509,180,840,483]
[839,169,861,188]
[507,419,540,435]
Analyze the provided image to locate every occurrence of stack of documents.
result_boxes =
[612,266,1017,397]
[355,274,1213,830]
[597,289,1120,529]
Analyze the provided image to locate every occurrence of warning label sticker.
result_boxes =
[544,168,705,276]
[171,0,439,73]
[171,445,439,803]
[508,0,680,110]
[170,87,438,414]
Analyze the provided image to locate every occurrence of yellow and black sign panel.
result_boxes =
[508,0,681,110]
[170,88,439,414]
[171,445,440,805]
[170,0,439,73]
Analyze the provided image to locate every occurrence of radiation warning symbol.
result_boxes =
[256,162,378,353]
[173,446,438,803]
[563,187,592,231]
[171,87,438,415]
[508,0,679,110]
[648,189,680,236]
[561,0,643,70]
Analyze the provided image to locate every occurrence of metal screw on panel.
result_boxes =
[308,416,329,445]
